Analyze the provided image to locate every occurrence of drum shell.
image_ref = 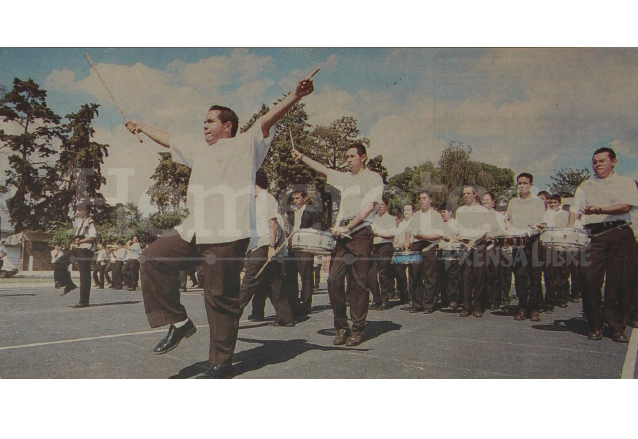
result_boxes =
[290,229,336,255]
[391,251,422,265]
[540,227,590,251]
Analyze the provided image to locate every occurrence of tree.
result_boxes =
[550,167,591,197]
[0,78,61,232]
[147,152,191,214]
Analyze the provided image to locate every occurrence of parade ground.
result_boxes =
[1,275,636,379]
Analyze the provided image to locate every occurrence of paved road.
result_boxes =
[0,279,636,379]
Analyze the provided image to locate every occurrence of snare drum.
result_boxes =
[392,251,422,265]
[491,232,538,250]
[540,227,590,251]
[436,242,468,262]
[290,229,336,255]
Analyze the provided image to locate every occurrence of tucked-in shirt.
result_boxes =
[372,212,397,244]
[393,218,412,247]
[170,122,276,249]
[505,195,546,233]
[74,217,97,250]
[442,218,460,236]
[544,207,569,228]
[95,249,109,264]
[125,242,141,260]
[51,249,63,263]
[255,190,283,248]
[112,248,126,262]
[326,167,384,232]
[408,208,445,241]
[456,204,491,240]
[293,205,307,230]
[571,173,638,228]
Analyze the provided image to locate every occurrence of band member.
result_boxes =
[56,204,97,308]
[438,205,461,308]
[92,242,108,289]
[369,196,397,310]
[286,189,322,315]
[313,255,323,290]
[504,173,546,322]
[292,142,384,346]
[568,147,638,342]
[542,194,570,311]
[126,70,316,379]
[455,185,490,317]
[630,180,638,329]
[482,192,511,310]
[407,190,444,314]
[536,190,551,311]
[122,235,141,291]
[51,243,64,289]
[110,241,126,290]
[239,170,295,327]
[394,203,415,307]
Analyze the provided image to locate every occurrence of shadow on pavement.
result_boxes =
[71,300,142,308]
[489,306,518,317]
[169,360,210,379]
[316,320,401,343]
[532,317,590,336]
[0,293,36,297]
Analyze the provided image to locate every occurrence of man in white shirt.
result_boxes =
[122,235,142,291]
[56,204,97,308]
[542,194,571,311]
[394,203,414,306]
[239,170,295,327]
[482,193,512,310]
[292,142,384,346]
[568,147,638,342]
[92,242,108,289]
[111,241,126,290]
[505,173,546,322]
[407,191,445,314]
[51,243,64,289]
[125,70,316,378]
[438,205,461,309]
[369,196,397,310]
[455,185,491,317]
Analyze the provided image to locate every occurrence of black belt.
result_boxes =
[584,221,627,234]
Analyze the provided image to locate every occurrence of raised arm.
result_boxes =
[261,67,319,138]
[292,148,329,176]
[125,120,173,148]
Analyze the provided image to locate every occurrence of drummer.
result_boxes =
[482,192,512,310]
[292,142,384,346]
[568,147,638,342]
[504,172,546,322]
[455,185,491,317]
[287,189,323,316]
[394,203,415,307]
[438,204,461,309]
[542,193,570,311]
[406,190,445,314]
[369,196,398,310]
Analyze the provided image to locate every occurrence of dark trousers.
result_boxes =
[314,264,322,288]
[239,246,294,325]
[544,249,570,308]
[439,259,460,305]
[512,240,542,313]
[580,227,637,333]
[413,247,439,311]
[112,261,124,289]
[92,262,106,288]
[122,259,140,288]
[632,242,638,319]
[140,230,250,366]
[395,265,409,303]
[368,243,394,304]
[327,227,373,334]
[485,249,513,307]
[289,251,315,312]
[55,248,93,304]
[105,262,113,285]
[461,245,486,312]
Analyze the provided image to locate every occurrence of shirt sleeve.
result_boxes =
[325,168,345,188]
[169,135,195,169]
[252,120,277,170]
[620,178,638,207]
[86,220,97,239]
[361,171,384,206]
[571,186,587,215]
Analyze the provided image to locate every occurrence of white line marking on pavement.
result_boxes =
[621,329,637,379]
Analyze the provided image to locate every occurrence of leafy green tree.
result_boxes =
[0,78,61,232]
[147,152,191,214]
[550,167,591,197]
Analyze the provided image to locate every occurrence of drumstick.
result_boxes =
[255,231,296,279]
[84,52,143,143]
[422,240,440,253]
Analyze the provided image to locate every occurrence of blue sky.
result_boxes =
[2,48,637,215]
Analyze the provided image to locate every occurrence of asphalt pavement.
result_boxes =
[0,277,636,379]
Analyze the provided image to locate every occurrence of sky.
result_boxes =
[1,47,638,217]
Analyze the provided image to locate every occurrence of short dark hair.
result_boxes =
[347,142,367,158]
[208,105,239,137]
[537,190,550,198]
[593,147,616,161]
[483,192,496,203]
[549,193,562,203]
[463,185,478,194]
[403,202,414,210]
[255,168,269,190]
[517,172,534,184]
[417,190,433,200]
[292,189,307,199]
[381,196,389,206]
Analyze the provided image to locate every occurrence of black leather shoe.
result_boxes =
[378,302,392,310]
[73,302,89,308]
[423,308,435,314]
[128,287,136,291]
[460,310,470,317]
[557,303,568,309]
[195,363,234,379]
[448,301,458,309]
[247,314,265,322]
[409,307,423,313]
[333,328,350,346]
[611,331,629,343]
[60,285,77,296]
[152,318,197,355]
[587,330,602,341]
[346,332,363,347]
[369,302,382,310]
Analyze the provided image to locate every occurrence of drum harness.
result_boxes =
[586,221,632,238]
